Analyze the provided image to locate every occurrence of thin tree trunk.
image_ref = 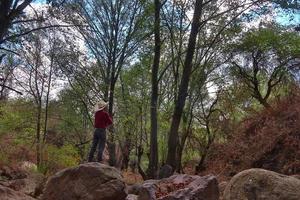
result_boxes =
[42,53,54,143]
[36,102,42,168]
[176,109,193,172]
[148,0,161,179]
[166,0,204,169]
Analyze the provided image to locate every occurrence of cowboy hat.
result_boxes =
[95,100,108,112]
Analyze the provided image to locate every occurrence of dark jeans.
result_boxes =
[88,128,106,162]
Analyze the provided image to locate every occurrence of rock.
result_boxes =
[158,165,173,179]
[138,179,158,200]
[138,174,219,200]
[127,184,142,195]
[0,185,36,200]
[218,181,228,200]
[0,166,27,180]
[292,174,300,180]
[41,162,127,200]
[1,172,45,198]
[224,168,300,200]
[126,194,138,200]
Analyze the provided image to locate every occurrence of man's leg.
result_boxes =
[88,130,99,162]
[97,129,106,162]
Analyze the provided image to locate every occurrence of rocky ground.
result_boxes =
[1,162,300,200]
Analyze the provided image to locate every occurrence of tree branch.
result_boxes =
[0,84,23,95]
[1,24,86,44]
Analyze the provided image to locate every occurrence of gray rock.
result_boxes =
[224,168,300,200]
[0,185,36,200]
[138,174,219,200]
[158,165,173,179]
[41,162,127,200]
[127,184,142,195]
[0,172,45,198]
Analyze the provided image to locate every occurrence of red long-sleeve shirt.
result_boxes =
[94,110,113,129]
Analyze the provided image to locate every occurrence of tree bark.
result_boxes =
[36,102,42,168]
[0,0,33,45]
[148,0,161,179]
[166,0,203,169]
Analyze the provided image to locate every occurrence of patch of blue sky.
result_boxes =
[276,12,300,25]
[275,5,300,25]
[33,0,46,4]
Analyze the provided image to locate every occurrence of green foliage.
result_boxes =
[0,150,9,166]
[0,100,35,139]
[41,144,80,174]
[235,27,300,58]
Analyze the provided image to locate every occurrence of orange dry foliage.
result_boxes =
[0,135,35,168]
[204,88,300,180]
[155,179,193,198]
[122,170,144,185]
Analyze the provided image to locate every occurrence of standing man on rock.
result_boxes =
[88,100,113,162]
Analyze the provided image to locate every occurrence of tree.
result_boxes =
[166,0,273,169]
[0,1,76,98]
[228,27,300,108]
[148,0,161,179]
[0,0,33,45]
[166,0,204,170]
[57,0,148,166]
[13,26,63,168]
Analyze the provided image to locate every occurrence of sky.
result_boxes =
[276,11,300,25]
[34,0,300,26]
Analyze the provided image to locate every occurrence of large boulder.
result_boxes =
[138,174,219,200]
[0,185,36,200]
[41,162,127,200]
[224,168,300,200]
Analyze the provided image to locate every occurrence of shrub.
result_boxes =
[41,144,80,174]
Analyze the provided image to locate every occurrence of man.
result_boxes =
[88,100,113,162]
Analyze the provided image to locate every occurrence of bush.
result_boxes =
[41,144,80,174]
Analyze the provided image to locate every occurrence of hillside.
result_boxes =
[204,89,300,180]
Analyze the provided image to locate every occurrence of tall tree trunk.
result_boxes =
[148,0,161,179]
[166,0,203,169]
[108,78,117,166]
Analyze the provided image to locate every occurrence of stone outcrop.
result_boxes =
[42,162,127,200]
[138,174,219,200]
[224,168,300,200]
